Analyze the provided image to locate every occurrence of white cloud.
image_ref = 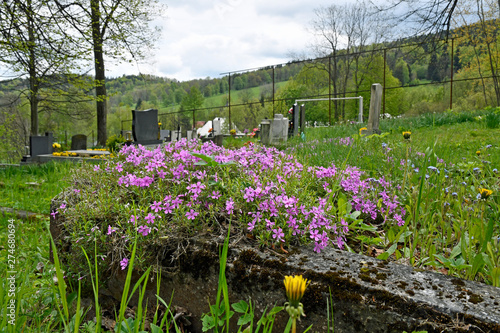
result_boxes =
[105,0,355,81]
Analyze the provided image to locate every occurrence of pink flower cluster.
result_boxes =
[95,138,405,257]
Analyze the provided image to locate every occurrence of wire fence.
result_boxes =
[120,32,499,136]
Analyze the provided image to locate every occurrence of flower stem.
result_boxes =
[292,318,297,333]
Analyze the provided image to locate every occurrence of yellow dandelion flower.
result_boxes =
[402,131,411,140]
[476,150,481,156]
[359,127,367,135]
[478,188,493,199]
[284,275,309,307]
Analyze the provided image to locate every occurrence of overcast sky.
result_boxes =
[107,0,355,81]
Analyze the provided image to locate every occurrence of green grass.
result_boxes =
[0,161,74,214]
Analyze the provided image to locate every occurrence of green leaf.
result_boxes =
[232,300,249,313]
[237,313,253,326]
[267,306,284,316]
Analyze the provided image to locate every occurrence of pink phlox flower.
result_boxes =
[226,198,234,214]
[171,196,183,208]
[157,169,167,179]
[107,225,117,235]
[137,225,151,236]
[185,209,199,220]
[272,228,285,242]
[129,215,138,224]
[93,165,101,172]
[145,213,156,224]
[163,202,174,214]
[211,191,221,200]
[115,163,123,172]
[50,210,58,218]
[150,201,162,212]
[120,257,129,270]
[243,187,255,202]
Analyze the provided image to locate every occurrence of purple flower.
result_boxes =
[272,228,285,243]
[185,209,199,220]
[50,210,58,218]
[137,225,151,236]
[145,213,156,224]
[150,201,162,212]
[211,191,221,200]
[226,198,234,215]
[120,258,129,270]
[59,203,66,210]
[107,225,117,235]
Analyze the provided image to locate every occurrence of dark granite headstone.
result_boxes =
[30,132,53,157]
[70,134,87,150]
[300,104,306,134]
[289,103,299,137]
[132,109,162,145]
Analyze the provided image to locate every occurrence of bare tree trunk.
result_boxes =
[28,0,39,136]
[91,0,107,146]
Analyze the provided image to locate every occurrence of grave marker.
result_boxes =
[366,83,382,135]
[70,134,87,150]
[30,132,53,157]
[270,114,288,145]
[132,109,162,145]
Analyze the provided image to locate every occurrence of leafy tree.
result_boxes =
[0,0,89,136]
[55,0,163,145]
[394,58,410,86]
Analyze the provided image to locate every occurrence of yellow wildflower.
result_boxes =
[359,127,367,135]
[476,150,481,156]
[402,131,411,140]
[478,188,493,199]
[284,275,309,307]
[284,275,310,332]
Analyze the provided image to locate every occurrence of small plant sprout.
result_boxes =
[284,275,310,333]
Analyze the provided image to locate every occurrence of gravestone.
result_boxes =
[269,114,288,145]
[366,83,382,135]
[30,132,53,157]
[132,109,162,145]
[160,130,171,142]
[288,103,300,137]
[186,130,198,141]
[212,117,222,136]
[299,104,306,134]
[70,134,87,150]
[260,119,271,145]
[171,127,182,142]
